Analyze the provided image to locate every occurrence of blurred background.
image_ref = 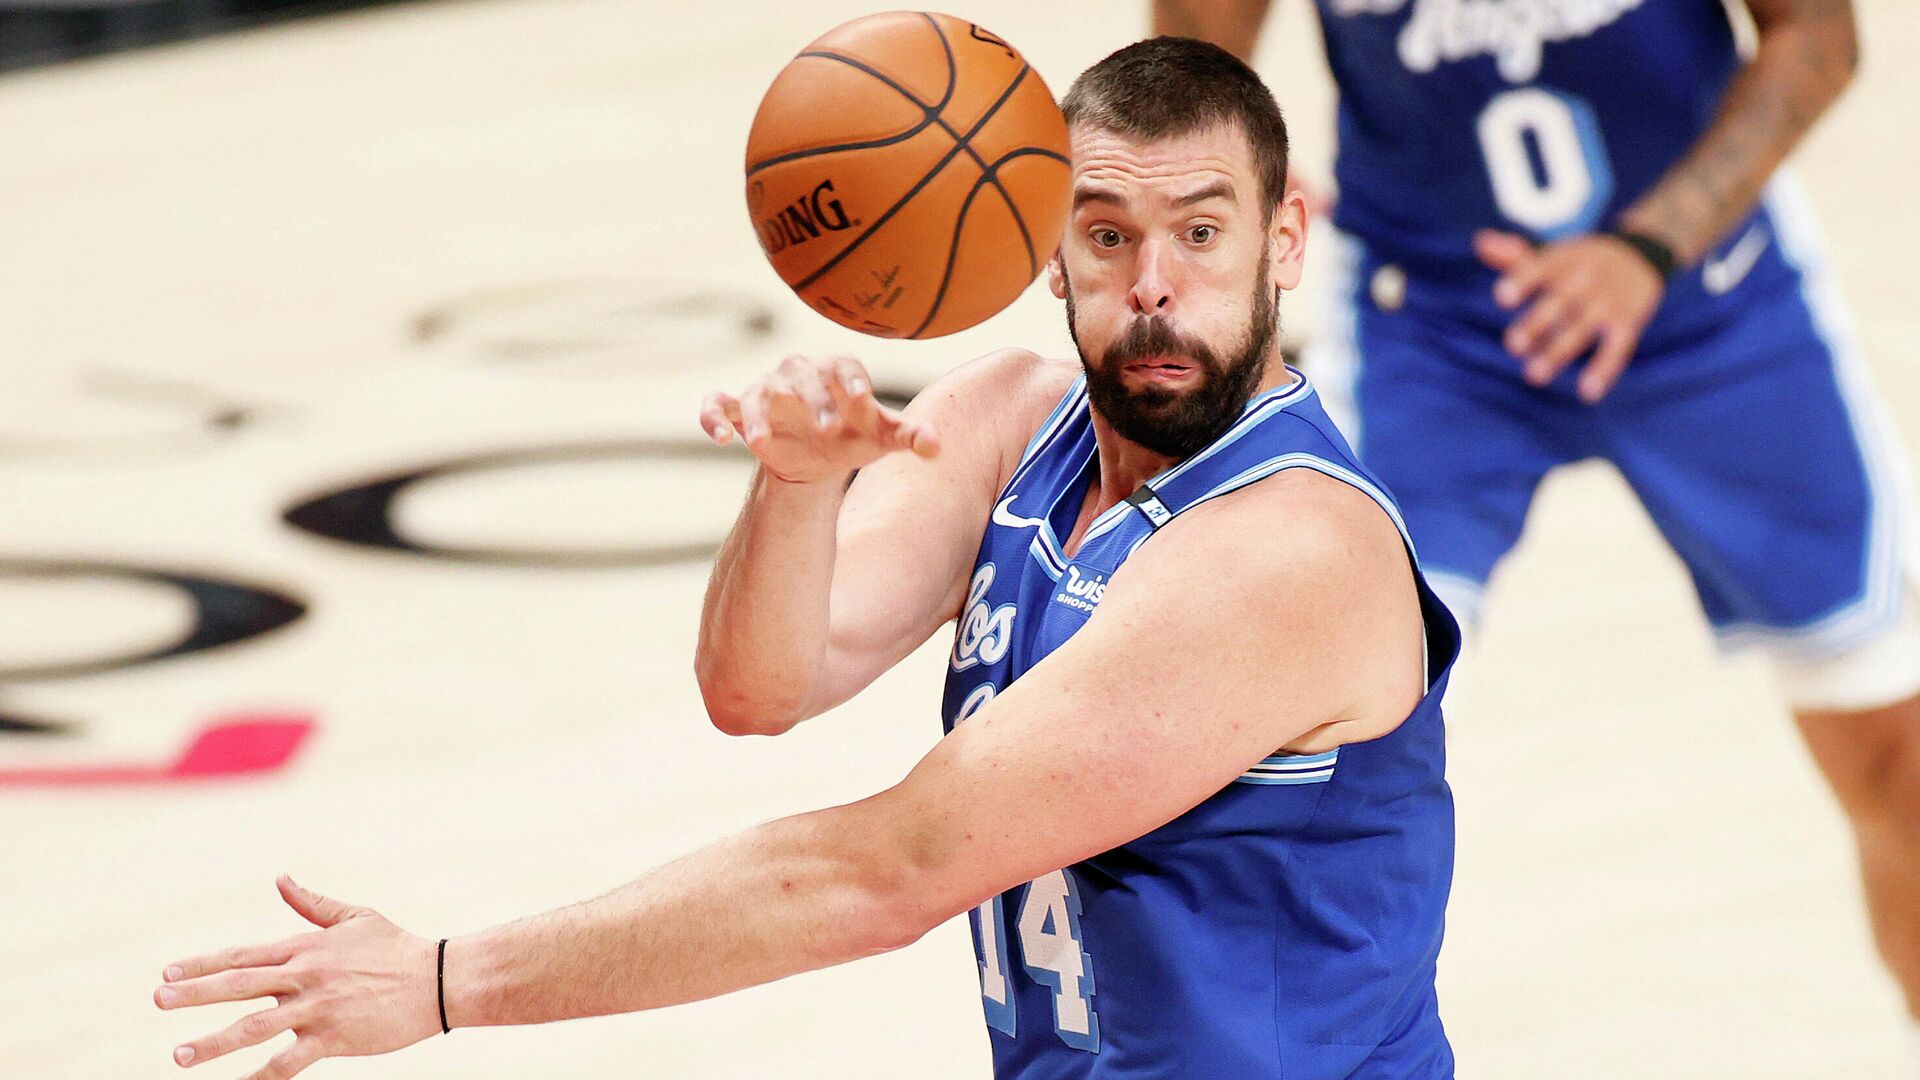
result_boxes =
[0,0,392,72]
[1,1,1914,1077]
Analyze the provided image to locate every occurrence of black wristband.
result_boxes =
[1603,227,1679,281]
[436,938,451,1035]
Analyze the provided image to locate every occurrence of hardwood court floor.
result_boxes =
[1,1,1915,1076]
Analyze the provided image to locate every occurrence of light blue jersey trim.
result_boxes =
[1714,179,1915,659]
[1235,748,1339,786]
[1029,534,1065,581]
[1185,453,1419,560]
[1080,371,1317,546]
[997,378,1091,581]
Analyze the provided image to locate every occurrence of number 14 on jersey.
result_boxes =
[974,868,1101,1052]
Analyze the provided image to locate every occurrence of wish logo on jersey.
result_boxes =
[1052,566,1107,615]
[1330,0,1645,82]
[953,563,1016,672]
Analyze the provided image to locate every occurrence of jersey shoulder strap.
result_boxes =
[1098,372,1421,559]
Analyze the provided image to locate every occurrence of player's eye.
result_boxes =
[1187,224,1217,245]
[1091,228,1124,249]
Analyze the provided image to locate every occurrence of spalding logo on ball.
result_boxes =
[745,11,1071,339]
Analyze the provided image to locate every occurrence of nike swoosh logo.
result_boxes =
[992,496,1048,531]
[1702,224,1769,296]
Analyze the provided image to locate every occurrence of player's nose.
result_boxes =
[1127,239,1173,316]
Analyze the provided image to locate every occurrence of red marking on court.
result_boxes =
[0,713,315,787]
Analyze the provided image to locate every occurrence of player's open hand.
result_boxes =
[700,354,940,484]
[155,875,438,1078]
[1475,229,1666,404]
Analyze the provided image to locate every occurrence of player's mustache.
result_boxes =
[1100,316,1221,374]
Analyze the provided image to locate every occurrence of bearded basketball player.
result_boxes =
[155,40,1461,1079]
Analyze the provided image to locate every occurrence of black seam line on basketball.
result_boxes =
[907,168,998,338]
[745,52,955,177]
[916,15,1041,276]
[793,63,1032,294]
[907,145,1066,339]
[931,114,1038,277]
[919,11,960,114]
[749,17,960,177]
[746,109,941,177]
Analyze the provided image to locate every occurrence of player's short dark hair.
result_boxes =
[1062,37,1290,218]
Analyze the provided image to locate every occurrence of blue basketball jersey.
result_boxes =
[941,370,1462,1078]
[1311,0,1805,342]
[1315,0,1735,252]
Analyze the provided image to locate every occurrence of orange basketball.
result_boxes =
[744,12,1071,339]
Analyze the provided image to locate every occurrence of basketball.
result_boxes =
[744,12,1071,339]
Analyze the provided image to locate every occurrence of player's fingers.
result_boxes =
[906,421,942,458]
[1493,256,1551,310]
[1504,289,1574,362]
[699,392,742,446]
[1523,313,1602,386]
[879,409,940,458]
[828,357,881,429]
[241,1037,325,1080]
[826,356,872,400]
[756,375,831,439]
[155,966,293,1010]
[1577,325,1638,404]
[786,366,840,432]
[172,1005,300,1068]
[163,939,303,984]
[740,384,775,445]
[277,875,359,930]
[1474,229,1533,274]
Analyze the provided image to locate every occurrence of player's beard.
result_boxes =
[1063,260,1277,460]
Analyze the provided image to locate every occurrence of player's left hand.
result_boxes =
[1474,229,1666,404]
[155,875,439,1078]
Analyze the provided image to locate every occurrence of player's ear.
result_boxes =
[1267,187,1308,292]
[1047,249,1068,300]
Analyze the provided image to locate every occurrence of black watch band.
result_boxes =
[1603,227,1679,281]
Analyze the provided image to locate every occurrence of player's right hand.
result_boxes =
[700,355,940,484]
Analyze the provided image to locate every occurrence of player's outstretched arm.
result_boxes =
[153,471,1422,1078]
[694,349,1059,736]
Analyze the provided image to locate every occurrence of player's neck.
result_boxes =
[1076,357,1297,544]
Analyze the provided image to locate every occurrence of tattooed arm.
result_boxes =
[1616,0,1859,265]
[1150,0,1274,62]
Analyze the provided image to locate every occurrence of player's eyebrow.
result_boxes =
[1073,180,1237,212]
[1072,185,1126,211]
[1170,181,1235,207]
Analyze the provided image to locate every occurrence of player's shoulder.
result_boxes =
[908,346,1075,416]
[1145,468,1413,609]
[1134,469,1425,739]
[906,346,1080,475]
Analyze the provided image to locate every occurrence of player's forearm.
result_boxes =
[695,467,847,734]
[442,803,933,1028]
[1151,0,1273,62]
[1617,2,1857,266]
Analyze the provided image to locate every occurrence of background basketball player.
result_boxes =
[155,39,1461,1079]
[1152,0,1920,1060]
